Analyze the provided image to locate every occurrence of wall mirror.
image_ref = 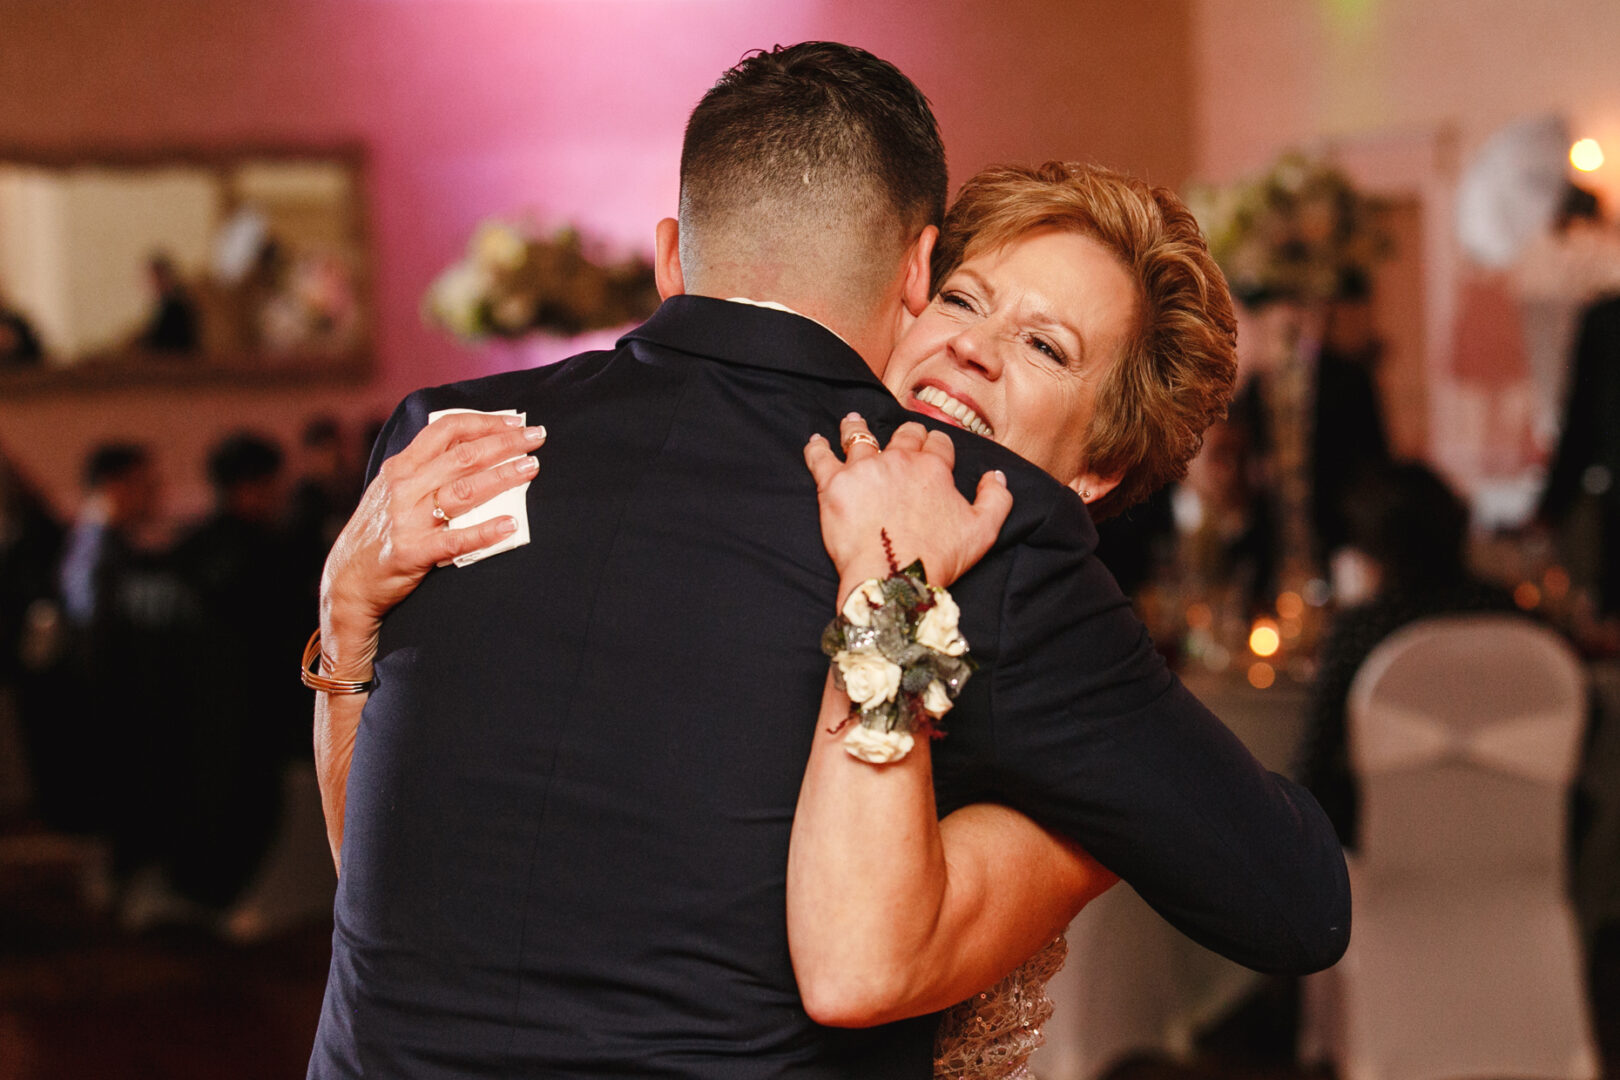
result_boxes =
[0,146,371,391]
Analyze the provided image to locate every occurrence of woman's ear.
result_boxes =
[654,217,684,300]
[902,225,937,317]
[1067,469,1122,506]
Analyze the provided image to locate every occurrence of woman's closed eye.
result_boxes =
[1025,333,1067,364]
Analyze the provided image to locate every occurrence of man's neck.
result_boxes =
[699,287,892,378]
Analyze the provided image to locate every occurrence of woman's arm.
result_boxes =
[789,415,1116,1027]
[788,671,1116,1027]
[313,410,546,871]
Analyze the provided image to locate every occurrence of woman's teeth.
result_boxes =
[914,385,993,437]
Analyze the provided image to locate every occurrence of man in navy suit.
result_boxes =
[307,42,1348,1078]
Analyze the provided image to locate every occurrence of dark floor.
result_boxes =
[0,845,330,1080]
[0,830,1614,1080]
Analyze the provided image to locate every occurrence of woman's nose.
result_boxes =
[949,321,1003,379]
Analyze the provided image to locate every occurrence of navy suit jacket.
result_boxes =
[309,296,1349,1079]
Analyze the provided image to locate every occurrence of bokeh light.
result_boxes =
[1514,581,1542,610]
[1571,138,1605,172]
[1249,619,1281,658]
[1247,661,1276,689]
[1275,591,1305,620]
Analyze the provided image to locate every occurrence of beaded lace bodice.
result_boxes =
[932,934,1067,1080]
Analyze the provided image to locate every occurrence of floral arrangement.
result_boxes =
[423,219,659,340]
[821,543,976,764]
[1185,152,1389,304]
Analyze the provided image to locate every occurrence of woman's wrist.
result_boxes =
[317,602,380,683]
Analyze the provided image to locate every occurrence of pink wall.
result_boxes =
[1,0,1192,519]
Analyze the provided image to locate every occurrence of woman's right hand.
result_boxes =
[318,412,547,676]
[803,414,1012,595]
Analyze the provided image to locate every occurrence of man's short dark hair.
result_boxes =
[207,432,283,494]
[83,443,150,490]
[682,42,946,235]
[677,40,945,316]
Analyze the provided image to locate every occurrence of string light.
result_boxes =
[1571,138,1605,172]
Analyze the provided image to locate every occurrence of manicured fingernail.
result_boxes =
[516,455,539,474]
[807,433,827,445]
[844,412,862,422]
[991,470,1007,485]
[503,415,523,426]
[525,425,547,442]
[496,516,518,535]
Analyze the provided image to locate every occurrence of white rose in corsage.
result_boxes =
[833,648,903,709]
[840,578,887,628]
[819,533,977,765]
[843,724,916,764]
[915,586,966,656]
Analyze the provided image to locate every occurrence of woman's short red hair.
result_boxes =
[932,162,1237,519]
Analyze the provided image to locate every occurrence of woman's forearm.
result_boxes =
[787,672,1116,1027]
[788,672,945,1025]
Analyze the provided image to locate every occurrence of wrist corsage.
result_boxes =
[820,533,975,764]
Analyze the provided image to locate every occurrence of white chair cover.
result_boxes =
[1306,615,1599,1080]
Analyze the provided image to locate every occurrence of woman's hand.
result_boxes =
[319,413,548,673]
[803,414,1012,597]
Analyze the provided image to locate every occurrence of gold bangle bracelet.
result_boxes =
[300,628,375,694]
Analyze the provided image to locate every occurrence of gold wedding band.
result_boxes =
[842,431,881,453]
[431,492,449,523]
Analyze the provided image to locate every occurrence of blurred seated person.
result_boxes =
[0,289,44,367]
[1296,462,1519,850]
[1171,417,1276,616]
[137,252,200,353]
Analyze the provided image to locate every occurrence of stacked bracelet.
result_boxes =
[300,629,375,694]
[820,545,975,764]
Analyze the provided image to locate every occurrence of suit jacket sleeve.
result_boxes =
[982,496,1351,974]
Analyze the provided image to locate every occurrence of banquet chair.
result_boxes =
[1306,614,1599,1080]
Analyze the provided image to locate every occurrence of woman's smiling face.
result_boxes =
[883,227,1138,491]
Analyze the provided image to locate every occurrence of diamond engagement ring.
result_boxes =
[431,492,449,523]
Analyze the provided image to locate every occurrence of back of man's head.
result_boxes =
[678,42,946,322]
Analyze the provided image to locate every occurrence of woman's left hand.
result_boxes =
[804,414,1012,594]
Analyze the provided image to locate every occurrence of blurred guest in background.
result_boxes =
[1513,183,1620,453]
[1538,292,1620,621]
[137,252,200,354]
[167,433,307,912]
[0,452,63,821]
[1230,273,1392,569]
[1171,416,1277,617]
[0,287,44,367]
[286,416,362,605]
[1297,462,1519,849]
[57,443,191,900]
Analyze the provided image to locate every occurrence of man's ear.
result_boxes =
[1067,469,1122,506]
[902,225,937,317]
[655,217,684,299]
